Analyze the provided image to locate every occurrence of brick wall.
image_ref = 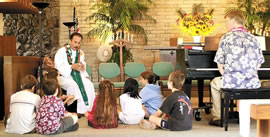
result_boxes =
[59,0,236,82]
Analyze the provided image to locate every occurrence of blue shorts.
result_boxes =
[160,119,168,129]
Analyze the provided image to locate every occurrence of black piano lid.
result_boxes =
[263,51,270,55]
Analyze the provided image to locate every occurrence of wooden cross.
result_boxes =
[109,39,131,82]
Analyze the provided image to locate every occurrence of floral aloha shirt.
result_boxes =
[214,30,265,89]
[36,95,65,134]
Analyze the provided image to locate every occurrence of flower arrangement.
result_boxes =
[176,4,215,36]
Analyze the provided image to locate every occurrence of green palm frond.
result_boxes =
[87,0,156,65]
[87,13,111,24]
[87,0,156,44]
[87,24,112,41]
[232,0,270,33]
[129,24,148,43]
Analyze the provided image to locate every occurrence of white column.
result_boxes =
[0,13,3,35]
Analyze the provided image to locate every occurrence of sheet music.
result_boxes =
[255,36,266,51]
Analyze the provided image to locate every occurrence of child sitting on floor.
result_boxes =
[140,71,193,131]
[5,75,41,134]
[84,80,118,129]
[43,68,75,105]
[118,78,145,124]
[139,71,163,118]
[36,79,79,134]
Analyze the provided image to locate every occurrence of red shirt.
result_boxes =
[36,95,65,134]
[87,96,118,129]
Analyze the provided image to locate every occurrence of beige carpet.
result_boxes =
[0,95,258,137]
[0,113,257,137]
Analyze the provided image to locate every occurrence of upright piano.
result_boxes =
[144,39,270,108]
[179,49,270,107]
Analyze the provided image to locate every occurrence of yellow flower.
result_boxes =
[177,4,215,36]
[201,24,207,31]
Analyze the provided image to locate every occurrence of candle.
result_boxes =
[120,31,122,39]
[124,32,126,40]
[131,34,133,43]
[128,32,130,41]
[116,32,119,40]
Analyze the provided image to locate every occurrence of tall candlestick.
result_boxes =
[73,7,75,22]
[73,7,76,32]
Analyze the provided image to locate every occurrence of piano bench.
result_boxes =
[220,88,270,131]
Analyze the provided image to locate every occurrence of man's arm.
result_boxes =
[217,63,224,75]
[54,48,73,77]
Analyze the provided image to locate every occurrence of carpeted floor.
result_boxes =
[0,91,258,137]
[0,116,257,137]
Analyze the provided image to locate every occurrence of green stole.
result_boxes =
[65,45,89,106]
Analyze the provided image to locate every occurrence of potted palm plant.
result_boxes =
[234,0,270,35]
[257,0,270,35]
[235,0,260,33]
[87,0,156,65]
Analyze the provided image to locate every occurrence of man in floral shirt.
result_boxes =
[36,79,79,134]
[209,9,264,126]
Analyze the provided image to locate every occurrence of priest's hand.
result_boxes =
[71,63,82,71]
[79,62,85,71]
[71,63,85,71]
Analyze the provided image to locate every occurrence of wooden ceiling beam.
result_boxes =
[0,0,38,14]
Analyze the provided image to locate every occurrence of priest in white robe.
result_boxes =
[54,32,95,114]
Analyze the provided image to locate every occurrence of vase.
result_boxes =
[193,36,201,43]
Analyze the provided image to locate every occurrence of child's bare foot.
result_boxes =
[139,119,156,130]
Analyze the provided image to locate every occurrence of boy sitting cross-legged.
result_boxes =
[36,79,79,135]
[140,71,193,131]
[5,75,40,134]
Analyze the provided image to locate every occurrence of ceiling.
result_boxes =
[0,0,38,14]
